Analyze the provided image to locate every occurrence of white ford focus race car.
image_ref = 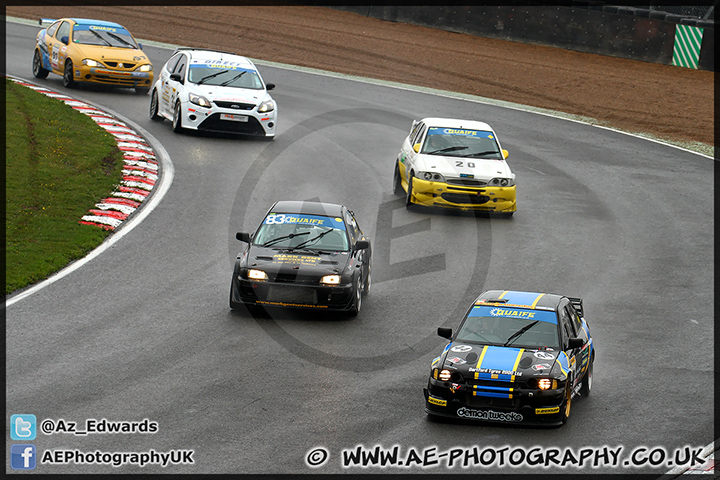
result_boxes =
[393,117,516,215]
[149,48,277,138]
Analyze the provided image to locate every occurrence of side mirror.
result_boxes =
[413,143,421,153]
[170,73,182,82]
[60,35,69,44]
[138,42,143,50]
[567,337,584,349]
[502,149,509,159]
[236,232,251,243]
[265,83,275,91]
[437,327,452,339]
[354,240,369,250]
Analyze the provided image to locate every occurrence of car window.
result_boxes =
[567,305,584,337]
[345,212,363,244]
[409,121,423,141]
[253,213,350,251]
[72,24,138,48]
[187,65,263,89]
[46,21,60,38]
[56,21,71,44]
[163,53,181,74]
[421,127,502,157]
[411,123,426,147]
[457,305,560,348]
[173,56,187,77]
[559,308,577,345]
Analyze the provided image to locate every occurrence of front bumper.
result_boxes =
[424,377,564,426]
[410,177,516,212]
[181,103,277,137]
[232,277,354,310]
[75,64,153,88]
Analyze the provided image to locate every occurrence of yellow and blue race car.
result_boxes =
[424,290,594,426]
[32,18,154,94]
[393,118,516,216]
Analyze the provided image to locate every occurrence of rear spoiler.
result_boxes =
[568,297,584,318]
[39,18,57,26]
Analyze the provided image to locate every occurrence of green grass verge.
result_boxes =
[5,78,125,294]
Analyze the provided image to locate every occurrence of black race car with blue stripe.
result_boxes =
[230,201,371,316]
[424,290,594,426]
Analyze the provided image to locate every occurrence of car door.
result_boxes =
[161,53,186,115]
[559,302,581,391]
[51,21,72,74]
[346,210,370,285]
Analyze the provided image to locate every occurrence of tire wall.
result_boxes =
[332,6,715,72]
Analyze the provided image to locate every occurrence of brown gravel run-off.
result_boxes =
[7,5,714,150]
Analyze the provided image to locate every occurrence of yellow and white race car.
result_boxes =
[393,118,516,216]
[32,18,153,94]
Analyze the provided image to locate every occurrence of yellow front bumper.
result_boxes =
[75,64,153,87]
[409,177,516,212]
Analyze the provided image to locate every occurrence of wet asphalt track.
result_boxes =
[5,19,714,475]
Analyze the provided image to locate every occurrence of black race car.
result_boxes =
[424,290,594,426]
[230,201,371,316]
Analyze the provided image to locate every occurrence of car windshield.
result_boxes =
[253,213,349,251]
[456,305,559,348]
[188,65,263,89]
[422,127,502,158]
[72,25,138,48]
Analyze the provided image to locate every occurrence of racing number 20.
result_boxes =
[455,160,476,168]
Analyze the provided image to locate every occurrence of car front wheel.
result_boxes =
[405,174,415,208]
[393,162,404,196]
[348,277,362,317]
[32,50,49,79]
[172,102,183,133]
[63,60,75,88]
[149,90,163,121]
[579,358,593,397]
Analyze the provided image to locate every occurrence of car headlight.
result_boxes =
[488,177,515,187]
[137,64,153,72]
[82,59,101,67]
[247,269,268,281]
[257,99,275,113]
[439,369,452,381]
[419,171,446,182]
[537,378,557,390]
[189,93,211,108]
[320,274,341,285]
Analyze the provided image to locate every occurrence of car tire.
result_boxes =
[149,90,163,121]
[135,86,149,95]
[405,174,415,208]
[393,162,403,196]
[363,263,371,295]
[63,60,75,88]
[579,357,593,397]
[32,50,49,79]
[561,379,572,424]
[172,101,183,133]
[348,276,362,317]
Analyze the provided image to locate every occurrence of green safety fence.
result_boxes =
[672,24,704,69]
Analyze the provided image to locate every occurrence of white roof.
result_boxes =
[420,117,495,132]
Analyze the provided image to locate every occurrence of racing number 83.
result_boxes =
[264,214,287,224]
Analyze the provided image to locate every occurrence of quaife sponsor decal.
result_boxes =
[535,406,560,415]
[456,407,523,422]
[427,396,447,407]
